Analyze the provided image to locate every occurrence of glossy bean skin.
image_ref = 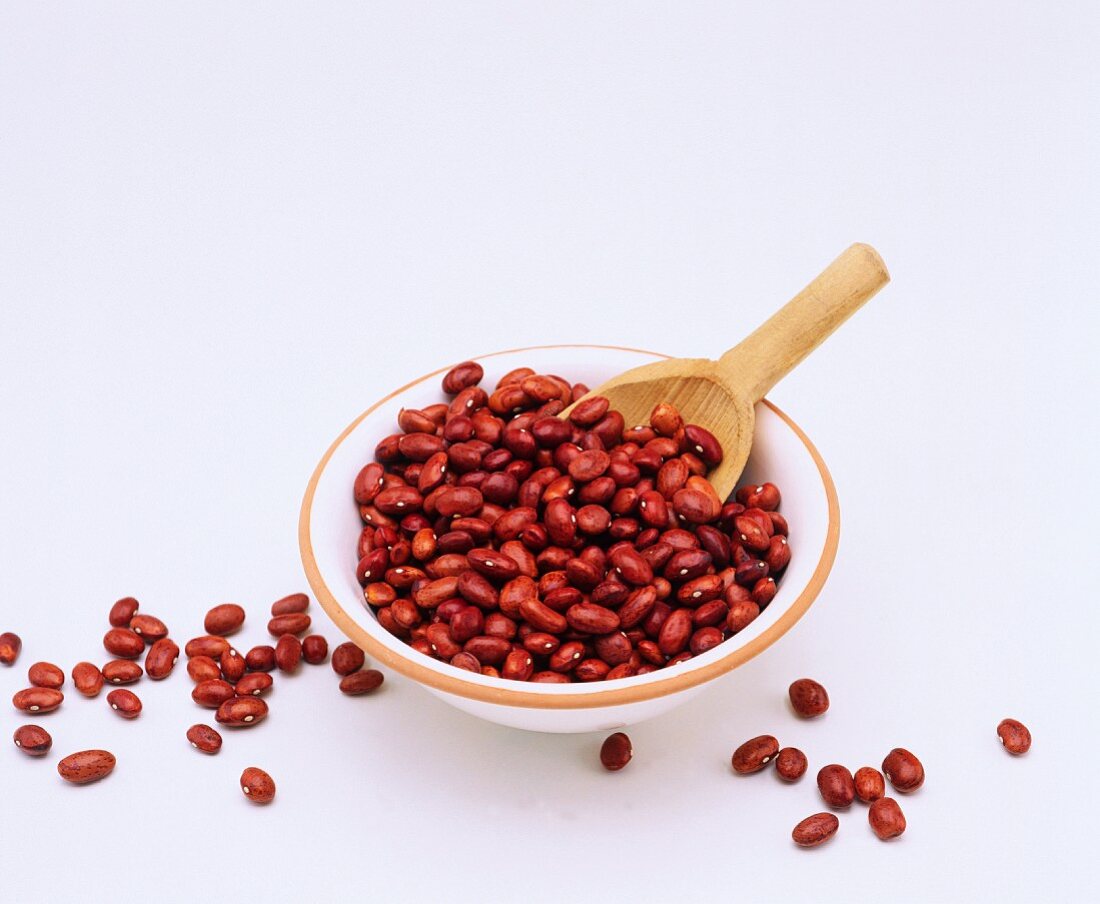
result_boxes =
[997,718,1032,755]
[792,813,839,848]
[882,748,925,793]
[13,724,52,756]
[240,767,277,804]
[186,724,223,754]
[599,733,633,771]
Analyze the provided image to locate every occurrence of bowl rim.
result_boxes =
[299,344,840,710]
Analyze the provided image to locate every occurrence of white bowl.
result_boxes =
[300,345,839,733]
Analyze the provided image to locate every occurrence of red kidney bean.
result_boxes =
[192,679,235,708]
[789,678,829,718]
[599,732,632,771]
[882,748,925,792]
[997,718,1032,755]
[57,750,116,784]
[565,603,620,635]
[657,608,693,656]
[13,687,63,714]
[776,747,808,781]
[242,645,275,672]
[301,635,328,665]
[275,635,302,673]
[817,764,856,808]
[109,597,140,628]
[204,604,246,636]
[868,797,906,840]
[442,361,484,394]
[103,628,145,659]
[236,673,274,697]
[240,766,277,804]
[187,724,222,754]
[854,767,886,802]
[331,643,366,676]
[145,639,180,680]
[107,688,142,719]
[792,813,839,848]
[103,660,143,685]
[28,662,64,690]
[14,724,52,757]
[220,647,246,682]
[72,662,104,697]
[732,735,780,773]
[340,670,385,695]
[271,593,310,616]
[185,635,230,659]
[216,696,268,727]
[129,614,168,643]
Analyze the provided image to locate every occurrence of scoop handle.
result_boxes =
[717,243,890,402]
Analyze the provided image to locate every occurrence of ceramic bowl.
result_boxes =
[300,345,839,733]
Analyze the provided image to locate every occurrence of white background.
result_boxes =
[1,3,1098,902]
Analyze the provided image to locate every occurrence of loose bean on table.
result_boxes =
[882,748,925,793]
[57,750,115,784]
[997,718,1031,755]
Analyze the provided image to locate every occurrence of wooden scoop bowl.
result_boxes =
[564,243,890,501]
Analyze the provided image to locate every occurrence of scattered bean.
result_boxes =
[854,767,886,803]
[339,670,384,695]
[107,688,142,719]
[57,750,116,784]
[240,766,276,804]
[792,813,839,848]
[868,797,906,840]
[28,662,65,690]
[204,604,246,636]
[817,764,856,808]
[997,718,1031,755]
[13,724,52,757]
[72,662,104,697]
[775,747,808,781]
[599,732,633,771]
[882,748,924,793]
[732,735,780,774]
[187,724,222,754]
[788,678,829,718]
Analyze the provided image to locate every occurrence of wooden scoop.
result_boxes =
[566,243,890,501]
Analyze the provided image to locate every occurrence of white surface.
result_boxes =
[0,3,1097,902]
[308,345,834,731]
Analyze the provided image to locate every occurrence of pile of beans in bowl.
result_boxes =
[352,361,790,683]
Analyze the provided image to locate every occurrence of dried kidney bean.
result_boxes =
[599,732,633,771]
[997,718,1031,755]
[14,724,52,756]
[775,747,808,781]
[732,735,780,774]
[792,813,839,848]
[854,766,886,802]
[817,764,856,808]
[204,604,245,636]
[240,766,276,804]
[28,662,64,690]
[868,797,906,840]
[339,669,384,695]
[788,678,829,718]
[0,632,22,665]
[72,662,104,697]
[353,373,791,683]
[187,724,222,754]
[107,688,142,719]
[882,748,924,793]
